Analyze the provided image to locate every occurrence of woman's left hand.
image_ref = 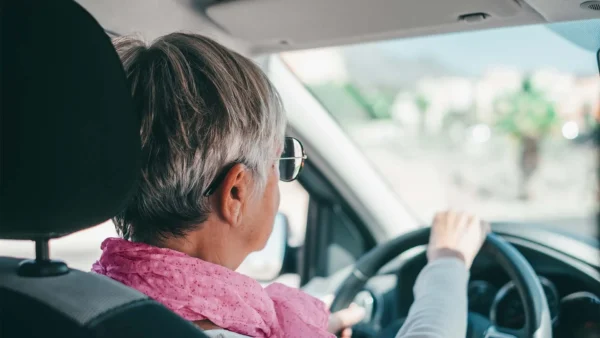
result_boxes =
[322,295,366,337]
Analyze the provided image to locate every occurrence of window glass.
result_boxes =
[283,19,600,235]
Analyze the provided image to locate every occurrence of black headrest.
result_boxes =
[0,0,141,239]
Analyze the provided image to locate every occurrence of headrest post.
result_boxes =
[35,239,50,261]
[17,239,69,277]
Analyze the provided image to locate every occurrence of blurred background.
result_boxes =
[283,20,600,237]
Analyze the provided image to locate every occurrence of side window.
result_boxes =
[0,220,116,271]
[298,162,376,283]
[326,207,368,275]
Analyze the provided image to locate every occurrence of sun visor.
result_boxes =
[207,0,528,50]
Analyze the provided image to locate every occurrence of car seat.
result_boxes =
[0,1,209,337]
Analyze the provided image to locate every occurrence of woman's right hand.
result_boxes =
[427,210,490,269]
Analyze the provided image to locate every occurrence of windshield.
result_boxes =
[282,19,600,234]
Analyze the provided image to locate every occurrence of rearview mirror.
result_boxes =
[237,213,290,281]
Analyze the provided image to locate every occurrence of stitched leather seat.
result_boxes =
[0,1,208,337]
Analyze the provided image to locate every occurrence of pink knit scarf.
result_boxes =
[92,238,332,338]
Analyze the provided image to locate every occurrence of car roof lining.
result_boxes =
[76,0,599,55]
[75,0,251,53]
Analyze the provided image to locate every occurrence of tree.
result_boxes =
[494,77,560,200]
[414,93,430,135]
[343,83,395,120]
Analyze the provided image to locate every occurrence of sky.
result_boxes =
[372,19,600,76]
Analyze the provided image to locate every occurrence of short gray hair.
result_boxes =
[113,32,286,244]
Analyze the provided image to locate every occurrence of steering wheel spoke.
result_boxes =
[485,325,526,338]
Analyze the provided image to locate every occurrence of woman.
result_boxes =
[92,32,489,338]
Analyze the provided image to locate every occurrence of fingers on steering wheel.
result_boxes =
[340,328,352,338]
[336,304,365,327]
[432,212,444,229]
[460,212,474,231]
[322,294,334,308]
[445,211,456,230]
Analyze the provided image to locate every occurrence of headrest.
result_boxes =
[0,0,141,239]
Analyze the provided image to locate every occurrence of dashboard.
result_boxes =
[467,275,600,336]
[348,223,600,338]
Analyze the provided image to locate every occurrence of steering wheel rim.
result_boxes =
[330,228,552,338]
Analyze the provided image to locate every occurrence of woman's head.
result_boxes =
[113,32,286,262]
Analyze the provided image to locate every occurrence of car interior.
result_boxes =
[0,1,211,337]
[1,0,600,338]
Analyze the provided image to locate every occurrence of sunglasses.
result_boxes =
[203,137,307,196]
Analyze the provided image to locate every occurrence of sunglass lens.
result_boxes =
[279,137,304,182]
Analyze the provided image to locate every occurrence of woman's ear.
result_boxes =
[214,163,251,227]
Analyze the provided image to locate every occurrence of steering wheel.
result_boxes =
[330,228,553,338]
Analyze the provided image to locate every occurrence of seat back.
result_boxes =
[0,1,208,337]
[0,257,208,338]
